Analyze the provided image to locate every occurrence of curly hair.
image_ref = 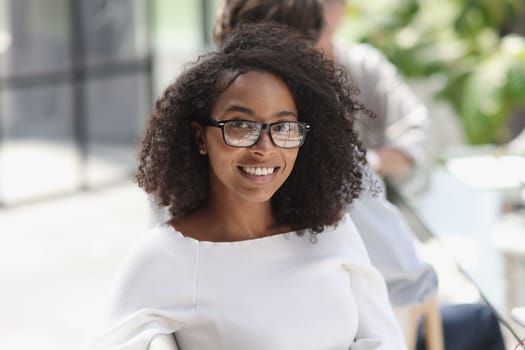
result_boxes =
[137,23,367,233]
[213,0,324,45]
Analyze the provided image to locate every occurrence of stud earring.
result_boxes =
[199,148,207,155]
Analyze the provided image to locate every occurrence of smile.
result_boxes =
[239,166,277,176]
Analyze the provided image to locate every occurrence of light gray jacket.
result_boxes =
[336,41,435,185]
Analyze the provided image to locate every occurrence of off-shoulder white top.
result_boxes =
[95,214,406,350]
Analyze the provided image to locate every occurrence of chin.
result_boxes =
[238,188,277,204]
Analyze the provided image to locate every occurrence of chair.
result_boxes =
[512,307,525,328]
[383,181,445,349]
[394,296,445,350]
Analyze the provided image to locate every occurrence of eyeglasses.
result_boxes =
[200,118,310,149]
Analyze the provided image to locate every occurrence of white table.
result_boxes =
[397,156,525,340]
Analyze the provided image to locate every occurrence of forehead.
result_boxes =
[212,70,297,115]
[222,70,288,92]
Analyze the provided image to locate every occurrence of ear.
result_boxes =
[191,121,207,154]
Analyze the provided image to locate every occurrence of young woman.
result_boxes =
[96,24,406,349]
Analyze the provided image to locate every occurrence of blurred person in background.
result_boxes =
[318,0,434,186]
[212,1,506,350]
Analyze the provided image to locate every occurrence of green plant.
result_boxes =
[340,0,525,144]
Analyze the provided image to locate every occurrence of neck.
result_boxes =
[318,36,335,59]
[201,192,281,241]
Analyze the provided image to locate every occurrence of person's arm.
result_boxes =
[367,148,412,178]
[337,42,435,179]
[94,228,195,350]
[341,217,408,349]
[348,263,408,349]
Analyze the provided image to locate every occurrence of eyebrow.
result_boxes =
[224,105,297,118]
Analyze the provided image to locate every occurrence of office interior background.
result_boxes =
[0,0,220,207]
[1,0,524,207]
[0,1,524,349]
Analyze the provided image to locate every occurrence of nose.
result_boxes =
[250,126,275,153]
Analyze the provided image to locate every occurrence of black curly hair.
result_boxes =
[137,23,367,233]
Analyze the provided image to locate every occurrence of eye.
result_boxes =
[229,120,253,129]
[273,122,295,132]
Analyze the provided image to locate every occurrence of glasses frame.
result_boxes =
[200,118,310,149]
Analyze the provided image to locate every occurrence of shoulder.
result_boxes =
[335,41,397,81]
[107,225,198,314]
[326,214,372,265]
[351,42,385,57]
[121,224,199,278]
[122,224,196,269]
[98,226,197,348]
[339,41,390,63]
[336,41,389,64]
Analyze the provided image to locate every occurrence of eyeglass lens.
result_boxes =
[223,120,306,148]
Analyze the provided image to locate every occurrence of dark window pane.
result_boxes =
[80,0,148,68]
[85,73,148,186]
[0,83,78,204]
[3,0,71,78]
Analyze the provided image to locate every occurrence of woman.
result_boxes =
[96,23,406,349]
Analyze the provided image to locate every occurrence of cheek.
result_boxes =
[208,148,232,173]
[206,142,240,177]
[282,149,299,174]
[205,131,230,161]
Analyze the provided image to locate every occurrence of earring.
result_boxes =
[199,148,207,155]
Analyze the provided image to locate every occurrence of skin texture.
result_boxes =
[177,71,299,242]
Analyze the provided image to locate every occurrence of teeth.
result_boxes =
[242,166,275,176]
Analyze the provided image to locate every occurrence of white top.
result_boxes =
[145,169,439,309]
[95,214,406,350]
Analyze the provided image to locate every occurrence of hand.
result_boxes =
[374,147,413,178]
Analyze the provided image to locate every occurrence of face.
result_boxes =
[196,70,300,204]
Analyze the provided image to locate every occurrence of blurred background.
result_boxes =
[0,0,523,349]
[0,0,218,206]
